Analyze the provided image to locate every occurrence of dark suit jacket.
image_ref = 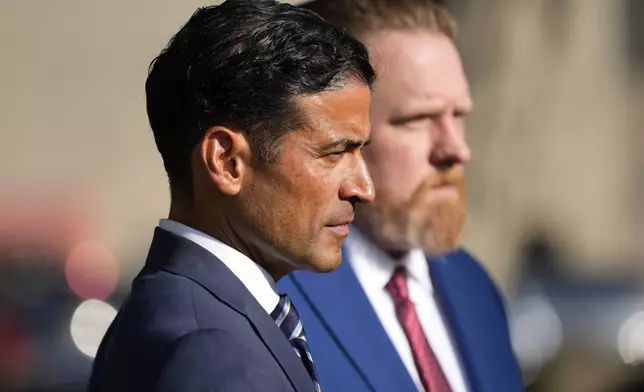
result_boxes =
[88,228,316,392]
[277,248,525,392]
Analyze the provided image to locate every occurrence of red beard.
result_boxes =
[356,166,466,256]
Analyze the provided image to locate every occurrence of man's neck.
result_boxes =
[168,203,294,282]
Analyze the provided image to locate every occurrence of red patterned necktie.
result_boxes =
[385,266,453,392]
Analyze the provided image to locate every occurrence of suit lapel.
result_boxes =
[288,251,418,392]
[147,228,315,392]
[429,249,504,392]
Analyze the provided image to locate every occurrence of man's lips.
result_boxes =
[325,216,354,237]
[324,224,350,237]
[428,183,459,199]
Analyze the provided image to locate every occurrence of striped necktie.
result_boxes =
[271,294,322,392]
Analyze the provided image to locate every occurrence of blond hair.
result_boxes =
[302,0,456,40]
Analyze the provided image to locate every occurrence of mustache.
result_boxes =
[404,167,466,211]
[423,167,465,189]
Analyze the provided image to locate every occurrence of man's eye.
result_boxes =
[392,116,432,129]
[397,119,428,130]
[325,151,345,161]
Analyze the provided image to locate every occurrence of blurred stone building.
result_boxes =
[1,1,643,391]
[0,0,641,290]
[452,0,639,292]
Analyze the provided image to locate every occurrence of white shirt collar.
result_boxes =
[344,225,433,293]
[158,219,280,314]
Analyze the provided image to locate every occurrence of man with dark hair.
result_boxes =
[89,1,375,391]
[278,1,524,391]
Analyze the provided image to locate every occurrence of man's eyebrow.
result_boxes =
[322,137,371,150]
[390,101,473,124]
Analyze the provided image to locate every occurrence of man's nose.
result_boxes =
[339,156,375,204]
[429,116,471,168]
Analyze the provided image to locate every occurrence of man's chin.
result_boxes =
[421,243,460,257]
[299,248,343,274]
[418,231,462,256]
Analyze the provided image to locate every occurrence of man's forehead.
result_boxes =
[299,84,371,130]
[284,87,370,152]
[303,113,370,147]
[366,30,470,101]
[365,29,459,63]
[309,107,370,132]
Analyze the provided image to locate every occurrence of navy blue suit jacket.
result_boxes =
[277,248,524,392]
[88,228,316,392]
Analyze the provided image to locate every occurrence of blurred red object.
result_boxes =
[0,192,121,299]
[65,240,119,300]
[0,193,96,260]
[0,309,30,389]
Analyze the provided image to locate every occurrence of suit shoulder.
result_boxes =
[121,269,201,336]
[91,269,257,391]
[117,268,249,339]
[445,248,508,306]
[448,248,507,310]
[448,248,498,284]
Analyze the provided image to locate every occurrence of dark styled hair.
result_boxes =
[146,0,375,197]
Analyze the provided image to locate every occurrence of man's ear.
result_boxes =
[195,126,252,196]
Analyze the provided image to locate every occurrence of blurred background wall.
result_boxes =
[0,0,642,391]
[458,0,634,287]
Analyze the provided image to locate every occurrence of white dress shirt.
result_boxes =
[158,219,280,315]
[345,227,470,392]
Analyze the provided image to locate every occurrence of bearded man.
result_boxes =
[277,1,524,391]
